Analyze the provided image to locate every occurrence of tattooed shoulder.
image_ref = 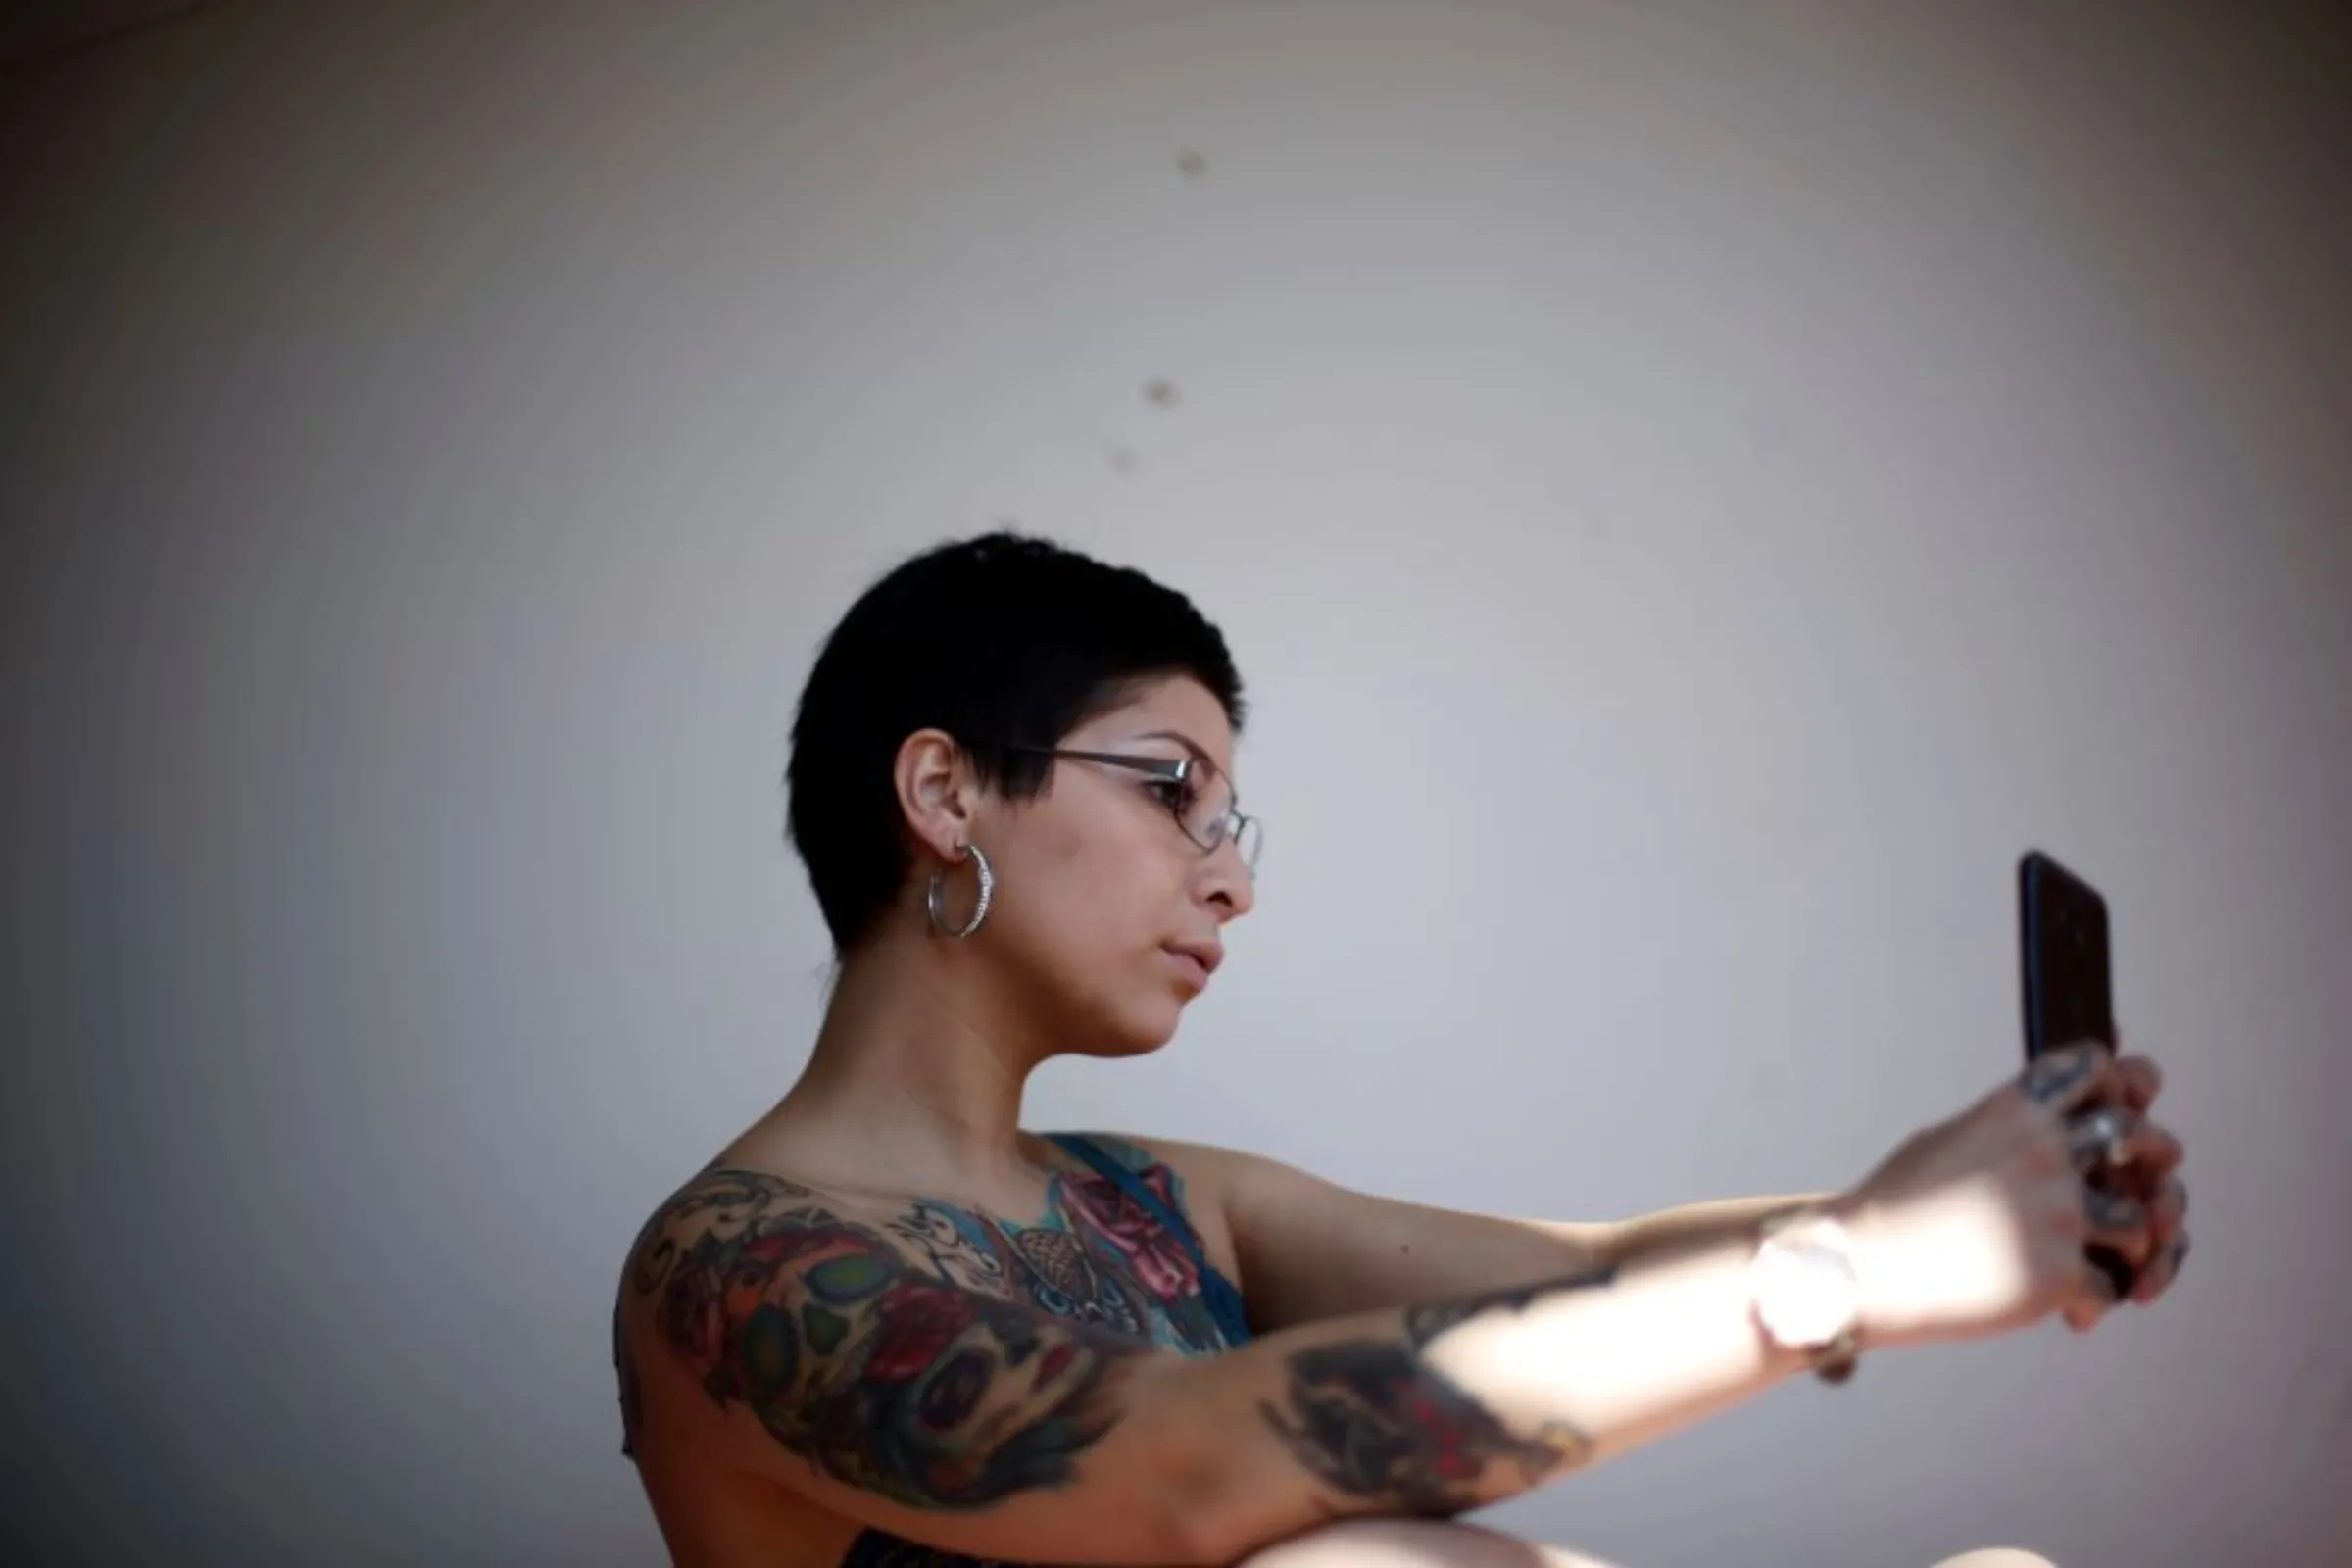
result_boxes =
[621,1167,1155,1511]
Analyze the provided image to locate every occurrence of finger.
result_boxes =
[2099,1150,2186,1224]
[2132,1233,2192,1304]
[2019,1041,2121,1116]
[2064,1295,2112,1332]
[2125,1123,2184,1179]
[2135,1189,2182,1298]
[2070,1112,2182,1179]
[2155,1174,2187,1229]
[2082,1185,2154,1266]
[2065,1105,2139,1172]
[2114,1054,2163,1113]
[2065,1252,2127,1332]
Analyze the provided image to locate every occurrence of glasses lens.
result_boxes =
[1180,767,1232,850]
[1165,759,1256,870]
[1233,814,1263,871]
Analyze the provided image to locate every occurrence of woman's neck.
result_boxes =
[750,929,1055,1200]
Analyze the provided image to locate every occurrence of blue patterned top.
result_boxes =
[839,1134,1252,1567]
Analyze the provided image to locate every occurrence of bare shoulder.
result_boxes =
[1042,1128,1250,1207]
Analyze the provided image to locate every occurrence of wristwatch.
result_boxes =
[1749,1210,1865,1385]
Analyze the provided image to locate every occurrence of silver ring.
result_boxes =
[2069,1106,2135,1171]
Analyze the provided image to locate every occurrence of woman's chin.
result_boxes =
[1081,1000,1183,1059]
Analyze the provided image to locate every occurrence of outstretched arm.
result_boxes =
[1154,1134,1817,1332]
[1591,1192,1824,1268]
[1170,1051,2176,1333]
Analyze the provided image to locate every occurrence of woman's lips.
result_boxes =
[1163,945,1218,990]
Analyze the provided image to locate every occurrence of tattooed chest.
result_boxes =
[882,1193,1218,1354]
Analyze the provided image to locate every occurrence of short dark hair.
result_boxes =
[786,531,1247,953]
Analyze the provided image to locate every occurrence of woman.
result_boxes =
[613,532,2188,1567]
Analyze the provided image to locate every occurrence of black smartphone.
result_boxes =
[2021,851,2135,1299]
[2020,850,2115,1061]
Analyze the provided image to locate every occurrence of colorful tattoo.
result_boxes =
[622,1139,1235,1512]
[1256,1263,1619,1515]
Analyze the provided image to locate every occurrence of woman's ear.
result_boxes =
[893,728,978,861]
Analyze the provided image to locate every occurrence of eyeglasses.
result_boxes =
[1007,745,1263,872]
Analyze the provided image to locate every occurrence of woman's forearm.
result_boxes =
[1507,1194,1826,1274]
[1591,1192,1824,1268]
[1159,1231,1810,1563]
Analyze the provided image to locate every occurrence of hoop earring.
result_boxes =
[925,842,994,939]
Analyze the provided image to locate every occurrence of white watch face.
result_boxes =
[1755,1235,1862,1348]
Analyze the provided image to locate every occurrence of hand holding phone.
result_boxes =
[2019,850,2139,1302]
[1810,856,2189,1354]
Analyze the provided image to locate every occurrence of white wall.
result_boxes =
[5,4,2348,1564]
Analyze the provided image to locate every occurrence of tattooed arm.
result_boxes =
[623,1047,2180,1564]
[620,1168,1186,1559]
[620,1166,1814,1565]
